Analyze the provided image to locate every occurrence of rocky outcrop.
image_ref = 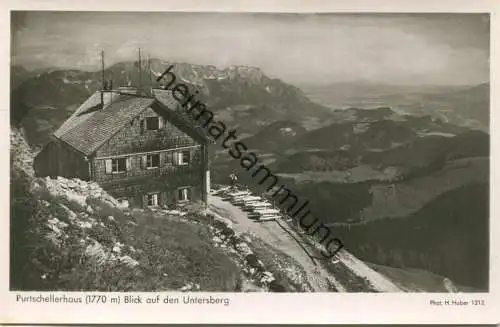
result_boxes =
[11,128,34,177]
[39,176,122,208]
[34,176,140,270]
[207,213,282,290]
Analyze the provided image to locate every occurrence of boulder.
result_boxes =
[59,203,77,220]
[118,255,139,268]
[236,242,252,256]
[180,283,193,291]
[268,280,287,292]
[245,253,260,268]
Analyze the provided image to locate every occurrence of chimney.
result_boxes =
[101,91,117,108]
[117,86,139,95]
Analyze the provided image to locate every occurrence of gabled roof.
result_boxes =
[55,94,155,155]
[54,91,101,138]
[152,88,181,109]
[53,89,211,156]
[153,88,214,143]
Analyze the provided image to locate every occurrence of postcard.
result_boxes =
[1,0,499,324]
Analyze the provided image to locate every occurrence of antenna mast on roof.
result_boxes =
[148,54,152,96]
[138,48,142,95]
[101,50,105,107]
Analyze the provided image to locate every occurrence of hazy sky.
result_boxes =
[11,12,489,86]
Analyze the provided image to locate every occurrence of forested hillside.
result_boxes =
[329,182,489,290]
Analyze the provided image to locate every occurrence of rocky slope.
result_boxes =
[10,129,311,292]
[10,127,34,177]
[7,129,401,293]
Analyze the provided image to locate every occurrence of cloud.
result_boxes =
[11,12,489,86]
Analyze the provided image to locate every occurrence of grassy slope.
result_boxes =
[10,171,241,291]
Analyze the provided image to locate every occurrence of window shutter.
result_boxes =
[173,152,179,166]
[159,192,164,206]
[142,194,148,207]
[140,119,145,134]
[205,170,211,194]
[160,153,166,167]
[105,159,112,174]
[141,155,147,169]
[125,157,131,171]
[158,116,164,129]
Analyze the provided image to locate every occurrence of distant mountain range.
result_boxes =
[11,65,59,90]
[11,60,331,146]
[301,82,489,131]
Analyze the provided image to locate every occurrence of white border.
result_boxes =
[1,0,499,324]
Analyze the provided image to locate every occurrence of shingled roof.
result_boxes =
[153,88,214,143]
[53,89,211,156]
[55,94,155,155]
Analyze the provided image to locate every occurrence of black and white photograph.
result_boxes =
[9,9,490,297]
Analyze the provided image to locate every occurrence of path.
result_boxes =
[209,195,346,292]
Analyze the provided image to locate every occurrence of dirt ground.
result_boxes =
[208,195,347,292]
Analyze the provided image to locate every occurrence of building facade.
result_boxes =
[34,88,210,208]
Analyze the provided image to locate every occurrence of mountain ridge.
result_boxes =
[11,59,332,146]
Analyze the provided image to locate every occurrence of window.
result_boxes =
[146,117,159,130]
[146,154,160,169]
[178,187,191,201]
[146,193,159,206]
[178,150,190,165]
[105,158,128,174]
[112,158,127,172]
